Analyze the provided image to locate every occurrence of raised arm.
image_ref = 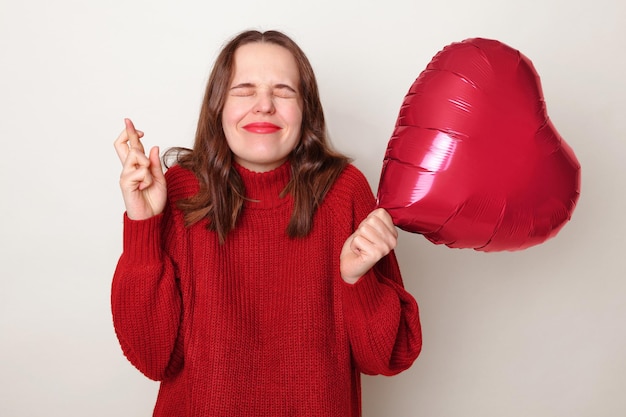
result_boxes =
[338,171,422,376]
[111,119,183,380]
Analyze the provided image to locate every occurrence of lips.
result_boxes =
[243,122,282,134]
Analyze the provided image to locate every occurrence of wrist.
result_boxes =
[341,274,362,285]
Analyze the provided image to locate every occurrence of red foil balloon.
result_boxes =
[377,38,581,251]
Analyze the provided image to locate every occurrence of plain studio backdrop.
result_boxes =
[1,0,624,416]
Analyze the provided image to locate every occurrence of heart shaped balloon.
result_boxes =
[377,38,581,251]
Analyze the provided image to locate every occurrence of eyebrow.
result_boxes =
[274,83,297,93]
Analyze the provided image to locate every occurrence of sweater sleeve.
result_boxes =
[111,167,191,381]
[338,166,422,376]
[341,251,422,376]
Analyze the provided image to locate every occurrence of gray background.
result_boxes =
[1,0,624,415]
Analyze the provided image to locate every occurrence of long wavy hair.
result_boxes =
[165,30,350,243]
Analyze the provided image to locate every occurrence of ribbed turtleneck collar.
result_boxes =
[234,161,292,209]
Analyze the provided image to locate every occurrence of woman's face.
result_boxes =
[222,42,303,172]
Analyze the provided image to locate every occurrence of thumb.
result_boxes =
[148,146,165,180]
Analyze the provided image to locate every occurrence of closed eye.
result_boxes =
[229,84,255,97]
[229,83,298,98]
[273,84,298,99]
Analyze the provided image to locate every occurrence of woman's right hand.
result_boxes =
[114,118,167,220]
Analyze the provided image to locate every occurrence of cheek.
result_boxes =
[222,100,247,126]
[281,103,303,128]
[221,112,239,147]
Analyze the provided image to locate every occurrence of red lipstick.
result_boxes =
[243,122,281,134]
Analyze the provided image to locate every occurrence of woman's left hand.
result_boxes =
[340,208,398,284]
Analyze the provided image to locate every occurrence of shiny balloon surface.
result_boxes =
[377,38,581,251]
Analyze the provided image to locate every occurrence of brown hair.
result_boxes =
[165,30,350,243]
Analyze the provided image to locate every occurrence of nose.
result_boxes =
[253,90,276,114]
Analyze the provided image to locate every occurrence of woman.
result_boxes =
[112,29,421,417]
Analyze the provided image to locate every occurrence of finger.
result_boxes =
[114,125,146,165]
[349,234,368,255]
[113,128,131,164]
[357,223,396,253]
[357,216,397,252]
[120,153,153,191]
[349,234,387,266]
[121,147,151,175]
[369,208,398,238]
[122,165,152,188]
[124,118,145,153]
[148,146,166,182]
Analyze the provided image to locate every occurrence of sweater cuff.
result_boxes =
[341,270,389,318]
[122,212,163,264]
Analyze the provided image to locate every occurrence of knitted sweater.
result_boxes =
[111,161,422,417]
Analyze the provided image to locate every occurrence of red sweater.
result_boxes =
[112,161,421,416]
